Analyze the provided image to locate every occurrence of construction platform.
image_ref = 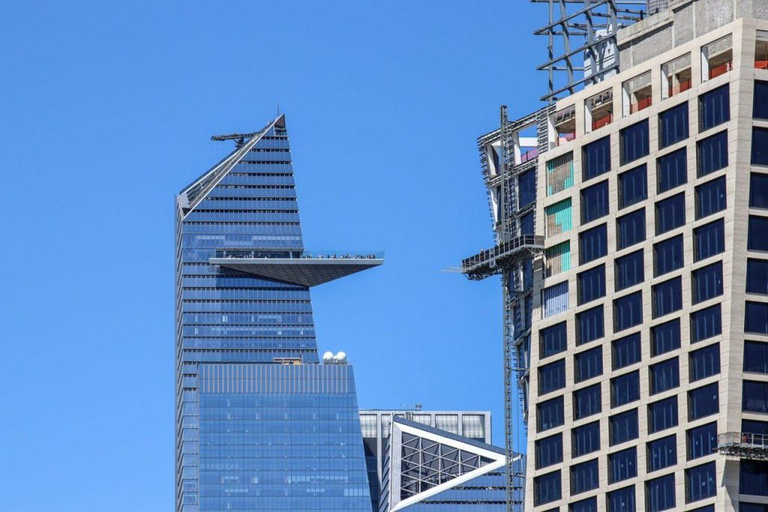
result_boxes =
[718,432,768,460]
[462,235,545,280]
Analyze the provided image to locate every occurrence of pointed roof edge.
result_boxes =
[176,115,286,218]
[393,417,506,455]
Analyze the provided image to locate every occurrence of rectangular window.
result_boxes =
[617,209,646,249]
[619,164,647,209]
[741,460,768,497]
[577,306,604,346]
[694,219,724,261]
[745,341,768,374]
[755,81,768,120]
[687,422,717,460]
[699,84,730,131]
[539,359,566,395]
[519,169,536,207]
[654,235,684,276]
[578,265,606,305]
[545,241,571,277]
[754,127,768,166]
[583,136,611,181]
[540,322,567,359]
[546,151,574,196]
[616,250,644,291]
[697,130,728,177]
[650,357,680,395]
[750,216,768,251]
[652,318,681,357]
[611,371,640,407]
[574,383,601,420]
[579,224,607,264]
[581,181,609,224]
[608,486,636,512]
[613,332,641,370]
[614,292,643,332]
[692,262,723,304]
[652,277,682,318]
[751,172,768,208]
[690,343,720,381]
[691,304,722,342]
[609,447,637,484]
[647,434,677,472]
[575,346,603,383]
[747,301,768,334]
[572,421,600,457]
[610,408,639,445]
[621,119,650,165]
[646,474,676,512]
[571,459,599,495]
[543,281,569,318]
[744,380,768,413]
[695,176,726,219]
[534,470,562,506]
[571,497,597,512]
[655,193,685,235]
[520,211,534,235]
[545,198,573,237]
[686,462,716,503]
[649,396,679,434]
[689,382,719,420]
[744,419,768,436]
[535,433,563,469]
[537,396,565,432]
[659,102,689,149]
[657,148,687,193]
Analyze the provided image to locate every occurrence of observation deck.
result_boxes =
[718,432,768,460]
[462,235,545,281]
[210,250,384,287]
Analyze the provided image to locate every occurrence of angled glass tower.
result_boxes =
[175,115,382,511]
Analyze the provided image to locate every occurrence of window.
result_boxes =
[653,277,682,318]
[534,470,562,506]
[689,383,719,420]
[613,333,641,369]
[657,148,687,193]
[695,177,726,219]
[617,209,646,249]
[616,250,644,291]
[572,421,600,457]
[654,235,683,276]
[699,84,730,131]
[611,371,640,407]
[655,193,685,235]
[519,169,536,207]
[744,380,768,413]
[650,357,680,395]
[539,359,566,395]
[537,396,564,432]
[751,173,768,208]
[649,396,679,434]
[571,459,599,495]
[614,292,643,332]
[610,408,639,445]
[607,486,636,512]
[575,347,602,383]
[745,341,768,373]
[546,152,574,195]
[750,216,768,251]
[755,81,768,120]
[577,306,604,346]
[741,460,768,496]
[660,102,689,149]
[578,265,605,305]
[574,383,601,420]
[697,131,728,177]
[742,504,768,512]
[536,433,563,469]
[686,462,716,503]
[581,181,609,223]
[545,199,573,237]
[652,318,681,356]
[692,262,723,304]
[579,224,607,264]
[543,281,569,317]
[571,497,597,512]
[691,304,722,342]
[744,420,768,436]
[540,322,567,358]
[754,128,768,166]
[621,119,650,165]
[619,164,647,209]
[609,447,637,483]
[646,474,676,512]
[520,211,534,235]
[690,344,720,381]
[747,301,768,334]
[687,422,717,460]
[583,136,611,181]
[647,435,677,472]
[694,219,724,261]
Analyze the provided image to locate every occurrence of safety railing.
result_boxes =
[592,113,613,131]
[709,61,732,80]
[214,249,383,260]
[668,79,692,98]
[462,235,544,271]
[756,60,768,70]
[629,97,653,114]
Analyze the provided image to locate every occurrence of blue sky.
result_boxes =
[0,2,548,510]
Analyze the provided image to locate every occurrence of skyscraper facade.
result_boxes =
[175,115,382,511]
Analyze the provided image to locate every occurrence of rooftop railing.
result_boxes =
[214,249,384,260]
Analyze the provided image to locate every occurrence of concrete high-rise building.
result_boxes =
[174,115,383,511]
[465,1,768,511]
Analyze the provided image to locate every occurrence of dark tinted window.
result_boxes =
[581,181,609,223]
[686,462,716,503]
[607,485,636,512]
[572,421,601,458]
[646,474,676,512]
[740,460,768,497]
[619,164,647,209]
[689,382,718,420]
[690,343,720,381]
[699,84,730,131]
[751,173,768,208]
[574,383,602,420]
[537,396,565,432]
[621,120,650,165]
[617,209,646,250]
[754,81,768,120]
[654,235,684,276]
[750,216,768,251]
[610,408,639,445]
[575,346,603,383]
[579,224,607,264]
[692,262,723,304]
[655,193,685,235]
[583,136,611,181]
[609,447,637,484]
[571,497,597,512]
[534,470,562,506]
[539,359,566,395]
[687,422,717,460]
[519,169,536,207]
[577,306,604,346]
[613,333,641,370]
[615,250,644,291]
[753,127,768,166]
[647,435,677,472]
[744,380,768,413]
[652,277,682,318]
[697,130,728,177]
[649,396,678,434]
[650,357,680,395]
[695,176,726,219]
[535,433,563,469]
[659,102,689,148]
[691,304,722,342]
[520,211,534,235]
[571,459,599,495]
[657,148,687,193]
[652,319,681,356]
[540,322,567,358]
[614,292,643,332]
[578,265,606,305]
[693,219,724,261]
[745,341,768,373]
[611,371,640,407]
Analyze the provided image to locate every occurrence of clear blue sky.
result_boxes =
[0,2,548,510]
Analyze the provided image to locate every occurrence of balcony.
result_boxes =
[718,432,768,460]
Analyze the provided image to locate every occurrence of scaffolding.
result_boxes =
[719,432,768,460]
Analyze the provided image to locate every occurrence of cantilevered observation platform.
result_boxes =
[210,250,384,287]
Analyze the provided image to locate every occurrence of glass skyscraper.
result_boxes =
[175,115,382,511]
